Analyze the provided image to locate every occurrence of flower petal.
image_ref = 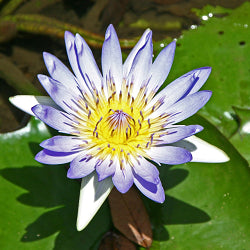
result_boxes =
[147,41,176,93]
[127,31,153,97]
[163,91,212,124]
[132,156,159,184]
[9,95,59,116]
[112,161,134,193]
[77,172,113,231]
[37,74,80,113]
[147,145,192,165]
[35,149,80,164]
[174,135,230,163]
[32,104,76,133]
[102,24,122,92]
[187,67,211,95]
[123,28,151,77]
[74,33,103,91]
[67,154,96,178]
[96,157,116,181]
[40,135,85,152]
[65,31,95,94]
[148,67,211,111]
[43,52,79,94]
[157,125,203,144]
[133,173,165,203]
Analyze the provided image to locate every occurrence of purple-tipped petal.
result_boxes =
[64,31,93,95]
[43,52,80,94]
[148,67,211,112]
[102,24,122,92]
[133,173,165,203]
[40,135,84,152]
[112,162,133,193]
[188,67,211,95]
[147,41,176,93]
[132,156,159,184]
[96,157,116,181]
[32,104,76,133]
[35,149,79,164]
[127,31,153,97]
[147,145,192,165]
[37,74,80,113]
[67,153,96,179]
[74,33,103,91]
[165,90,212,124]
[157,125,203,145]
[123,28,151,77]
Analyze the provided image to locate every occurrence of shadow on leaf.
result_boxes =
[143,165,211,241]
[0,164,111,249]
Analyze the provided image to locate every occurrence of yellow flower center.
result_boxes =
[73,78,166,163]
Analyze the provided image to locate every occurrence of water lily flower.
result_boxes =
[10,24,229,231]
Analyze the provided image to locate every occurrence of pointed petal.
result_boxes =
[74,33,102,91]
[77,172,113,231]
[112,161,134,193]
[147,41,176,93]
[133,173,165,203]
[35,149,80,164]
[188,67,211,95]
[147,145,192,165]
[157,125,203,144]
[102,24,122,91]
[37,74,79,113]
[164,91,212,124]
[67,153,97,179]
[123,28,151,77]
[132,156,159,184]
[174,135,230,163]
[9,95,58,116]
[32,104,75,133]
[43,52,79,94]
[96,157,116,181]
[40,135,85,152]
[65,31,91,93]
[148,67,211,111]
[128,31,153,97]
[150,90,212,122]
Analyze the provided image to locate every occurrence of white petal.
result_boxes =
[9,95,59,116]
[77,172,113,231]
[174,135,230,163]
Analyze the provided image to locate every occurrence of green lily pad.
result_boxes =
[158,2,250,140]
[230,106,250,164]
[142,114,250,249]
[0,118,111,249]
[1,2,250,250]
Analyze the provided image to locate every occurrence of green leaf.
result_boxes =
[157,2,250,164]
[230,106,250,164]
[0,118,111,249]
[142,114,250,249]
[161,3,249,135]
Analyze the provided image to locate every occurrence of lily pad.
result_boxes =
[155,2,250,170]
[158,2,250,141]
[142,114,250,249]
[0,118,111,249]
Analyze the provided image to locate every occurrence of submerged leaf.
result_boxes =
[108,187,152,248]
[98,232,136,250]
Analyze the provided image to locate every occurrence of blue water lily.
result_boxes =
[10,24,229,230]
